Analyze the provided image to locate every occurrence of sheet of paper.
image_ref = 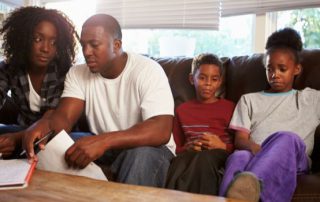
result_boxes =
[37,130,107,181]
[0,159,31,186]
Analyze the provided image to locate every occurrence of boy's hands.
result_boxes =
[184,132,226,152]
[185,139,202,151]
[199,132,226,150]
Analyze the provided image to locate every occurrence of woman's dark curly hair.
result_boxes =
[265,27,302,64]
[0,6,78,76]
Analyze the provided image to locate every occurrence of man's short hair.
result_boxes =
[83,14,122,40]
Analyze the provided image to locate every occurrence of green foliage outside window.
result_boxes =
[278,8,320,49]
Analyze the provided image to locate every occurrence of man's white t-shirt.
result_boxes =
[62,52,176,153]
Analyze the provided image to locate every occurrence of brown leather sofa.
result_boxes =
[154,49,320,202]
[0,49,319,201]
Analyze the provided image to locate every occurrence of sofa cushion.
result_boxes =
[293,173,320,201]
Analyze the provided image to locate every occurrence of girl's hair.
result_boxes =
[265,27,302,64]
[191,53,223,76]
[0,6,78,75]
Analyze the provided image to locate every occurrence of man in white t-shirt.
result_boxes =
[23,14,175,187]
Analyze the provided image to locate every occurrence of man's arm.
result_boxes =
[65,114,173,168]
[101,115,173,148]
[234,131,261,154]
[23,97,85,159]
[49,98,85,133]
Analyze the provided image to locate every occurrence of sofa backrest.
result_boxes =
[154,57,194,107]
[223,54,267,103]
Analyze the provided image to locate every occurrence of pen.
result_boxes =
[20,130,55,157]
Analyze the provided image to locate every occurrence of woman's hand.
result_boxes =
[0,132,23,157]
[22,119,51,161]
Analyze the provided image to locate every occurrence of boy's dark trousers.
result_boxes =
[166,149,229,195]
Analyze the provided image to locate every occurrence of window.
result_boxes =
[41,0,320,59]
[123,15,254,58]
[276,7,320,49]
[43,0,254,58]
[44,0,96,63]
[0,2,15,60]
[44,0,96,34]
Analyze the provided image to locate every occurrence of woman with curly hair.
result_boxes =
[0,6,78,158]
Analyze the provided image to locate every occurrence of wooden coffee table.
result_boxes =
[0,170,243,202]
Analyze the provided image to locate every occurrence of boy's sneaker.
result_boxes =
[226,171,262,202]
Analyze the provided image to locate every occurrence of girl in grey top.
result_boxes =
[219,28,320,202]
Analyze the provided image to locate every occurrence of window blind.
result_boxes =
[0,0,23,7]
[40,0,320,29]
[95,0,221,30]
[221,0,320,17]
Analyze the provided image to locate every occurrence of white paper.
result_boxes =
[37,130,107,181]
[0,159,31,186]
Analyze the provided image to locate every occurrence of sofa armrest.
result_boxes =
[311,125,320,173]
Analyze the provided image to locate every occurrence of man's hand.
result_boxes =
[0,132,22,157]
[199,132,227,150]
[65,135,106,169]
